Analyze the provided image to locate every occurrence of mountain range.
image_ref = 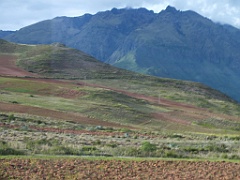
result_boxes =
[2,6,240,102]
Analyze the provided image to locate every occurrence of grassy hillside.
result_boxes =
[0,40,239,161]
[0,40,133,79]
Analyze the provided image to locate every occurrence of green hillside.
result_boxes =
[0,40,239,160]
[0,39,133,79]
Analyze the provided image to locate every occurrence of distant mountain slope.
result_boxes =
[0,30,14,38]
[3,6,240,101]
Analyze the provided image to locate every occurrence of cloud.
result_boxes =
[1,0,240,30]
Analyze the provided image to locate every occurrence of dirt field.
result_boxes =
[0,55,37,77]
[0,158,239,179]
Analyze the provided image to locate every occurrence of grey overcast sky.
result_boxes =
[1,0,240,30]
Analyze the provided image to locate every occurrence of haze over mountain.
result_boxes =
[2,6,240,102]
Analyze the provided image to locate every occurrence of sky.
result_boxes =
[1,0,240,31]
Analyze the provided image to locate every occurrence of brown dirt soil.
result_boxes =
[0,158,239,179]
[0,102,132,129]
[0,55,38,77]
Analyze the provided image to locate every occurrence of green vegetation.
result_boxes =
[0,141,25,155]
[0,40,240,161]
[0,112,239,160]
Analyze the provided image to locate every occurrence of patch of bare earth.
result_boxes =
[0,159,239,179]
[0,55,38,77]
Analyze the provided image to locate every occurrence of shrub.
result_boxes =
[229,154,240,160]
[50,146,81,155]
[81,146,97,152]
[106,143,118,148]
[0,148,25,155]
[125,147,141,157]
[164,150,181,158]
[141,141,157,152]
[206,143,229,153]
[8,114,15,121]
[0,141,25,155]
[93,140,101,145]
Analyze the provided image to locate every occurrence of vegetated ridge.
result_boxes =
[2,6,240,102]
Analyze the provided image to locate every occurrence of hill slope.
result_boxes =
[0,39,239,121]
[3,6,240,102]
[0,39,132,79]
[0,40,240,160]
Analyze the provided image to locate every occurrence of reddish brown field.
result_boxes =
[0,158,239,180]
[0,55,37,77]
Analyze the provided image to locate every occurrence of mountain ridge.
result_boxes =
[2,6,240,101]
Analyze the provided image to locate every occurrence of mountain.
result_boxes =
[3,6,240,101]
[0,30,14,38]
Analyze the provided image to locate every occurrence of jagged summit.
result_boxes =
[165,5,178,13]
[107,7,154,15]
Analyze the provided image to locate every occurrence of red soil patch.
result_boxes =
[0,55,37,77]
[0,159,239,179]
[0,102,132,129]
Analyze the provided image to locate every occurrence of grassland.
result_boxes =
[0,40,240,179]
[0,75,240,160]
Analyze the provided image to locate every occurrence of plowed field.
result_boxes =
[0,158,239,180]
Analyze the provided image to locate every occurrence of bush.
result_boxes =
[141,141,157,152]
[106,143,118,148]
[164,150,181,158]
[125,147,141,157]
[81,146,97,152]
[229,154,240,160]
[206,143,229,153]
[0,147,25,155]
[50,146,81,155]
[0,141,25,155]
[8,114,15,121]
